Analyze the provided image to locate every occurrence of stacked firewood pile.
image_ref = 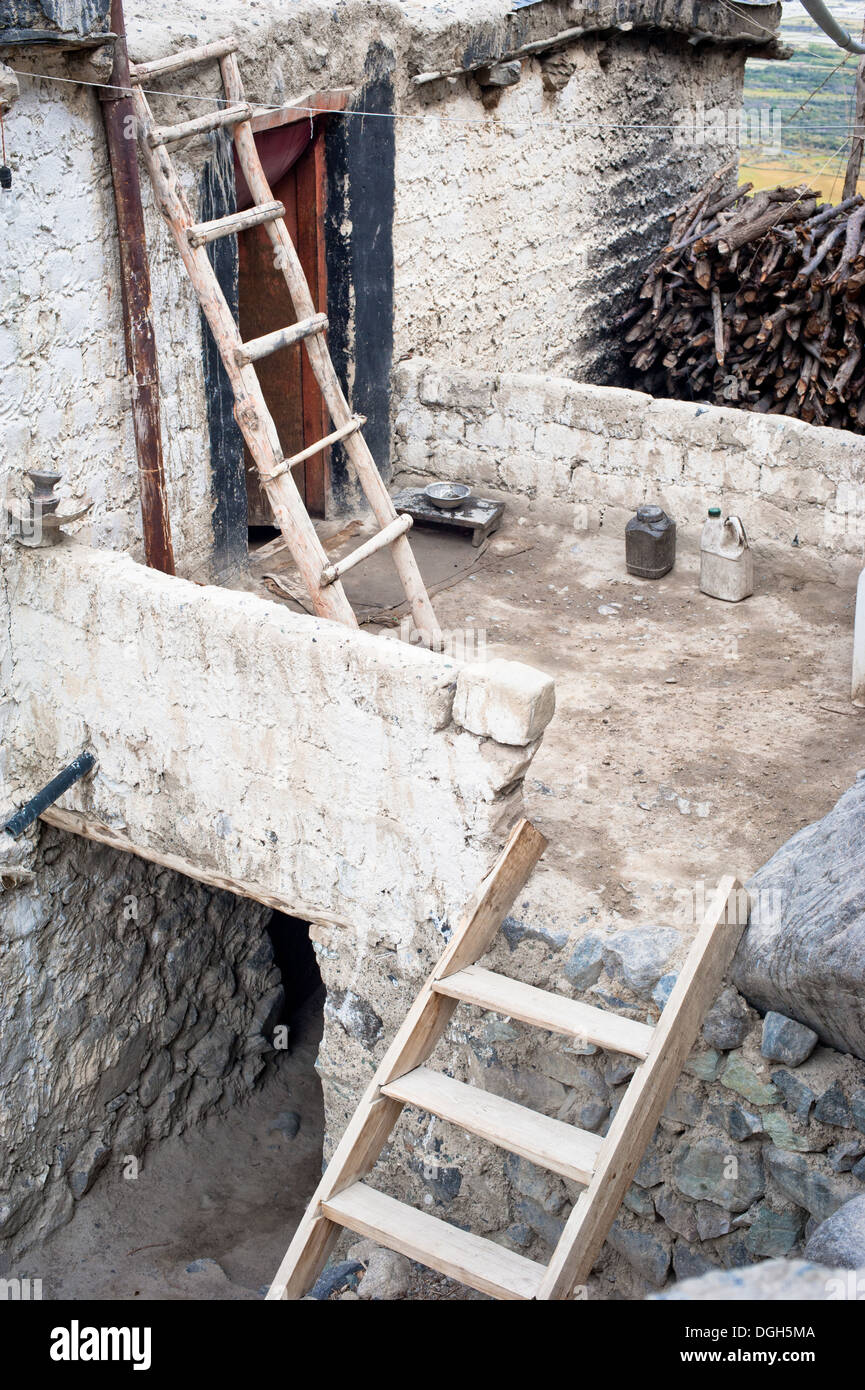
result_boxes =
[623,170,865,431]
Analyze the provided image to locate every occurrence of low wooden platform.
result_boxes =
[392,488,505,547]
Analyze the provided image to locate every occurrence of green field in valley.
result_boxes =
[740,7,865,200]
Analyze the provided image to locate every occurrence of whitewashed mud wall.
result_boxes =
[392,37,746,384]
[4,543,553,926]
[0,76,213,574]
[0,0,777,569]
[393,360,865,575]
[1,540,554,1259]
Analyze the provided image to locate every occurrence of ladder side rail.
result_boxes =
[537,875,749,1300]
[220,53,442,648]
[132,87,358,628]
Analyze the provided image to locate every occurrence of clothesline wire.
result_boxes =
[6,64,865,135]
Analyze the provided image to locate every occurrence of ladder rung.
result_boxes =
[129,38,238,84]
[381,1066,602,1184]
[320,515,413,588]
[322,1182,545,1300]
[433,965,654,1060]
[262,416,366,484]
[188,201,285,248]
[148,104,253,148]
[235,313,328,366]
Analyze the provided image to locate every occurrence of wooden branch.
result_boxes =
[247,89,352,133]
[711,286,725,365]
[626,169,865,434]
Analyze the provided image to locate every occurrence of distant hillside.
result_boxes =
[744,5,861,156]
[776,0,864,48]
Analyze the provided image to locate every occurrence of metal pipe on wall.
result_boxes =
[99,0,175,574]
[797,0,865,54]
[3,752,96,839]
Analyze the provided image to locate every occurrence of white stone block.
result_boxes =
[534,420,580,460]
[453,658,555,746]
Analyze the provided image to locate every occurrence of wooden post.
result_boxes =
[844,22,865,201]
[99,0,175,575]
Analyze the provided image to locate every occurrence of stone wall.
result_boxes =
[392,359,865,577]
[317,872,865,1297]
[0,824,280,1261]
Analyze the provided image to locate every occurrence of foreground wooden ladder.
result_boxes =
[128,38,440,645]
[268,820,748,1301]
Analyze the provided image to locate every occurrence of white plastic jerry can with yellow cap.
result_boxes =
[699,508,754,602]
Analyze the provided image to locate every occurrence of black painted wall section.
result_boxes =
[325,59,396,509]
[200,134,248,578]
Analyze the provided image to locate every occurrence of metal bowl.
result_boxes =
[424,481,470,510]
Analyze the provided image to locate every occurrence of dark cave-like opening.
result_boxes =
[264,910,324,1027]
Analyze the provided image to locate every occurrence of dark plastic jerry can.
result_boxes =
[625,505,676,579]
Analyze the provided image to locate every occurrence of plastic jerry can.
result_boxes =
[700,508,753,602]
[625,505,676,578]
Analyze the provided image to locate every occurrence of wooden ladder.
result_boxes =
[268,819,748,1301]
[128,38,441,645]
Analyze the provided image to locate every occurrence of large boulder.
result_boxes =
[804,1195,865,1269]
[732,773,865,1061]
[654,1258,865,1301]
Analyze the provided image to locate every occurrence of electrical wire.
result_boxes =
[5,64,864,137]
[785,50,855,127]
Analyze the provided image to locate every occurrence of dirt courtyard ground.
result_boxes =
[424,504,863,935]
[30,500,864,1300]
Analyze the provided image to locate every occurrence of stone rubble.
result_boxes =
[356,1248,413,1301]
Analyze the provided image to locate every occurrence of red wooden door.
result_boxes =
[237,131,329,523]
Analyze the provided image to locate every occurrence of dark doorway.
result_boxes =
[264,910,323,1026]
[237,129,330,525]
